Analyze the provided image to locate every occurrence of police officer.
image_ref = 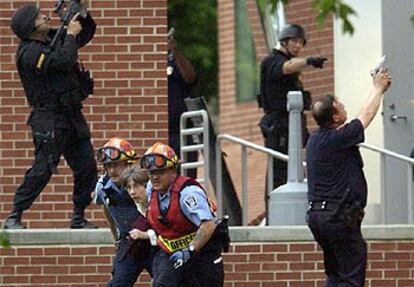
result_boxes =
[259,23,327,218]
[140,142,225,287]
[4,1,97,229]
[306,69,391,286]
[167,33,198,178]
[95,138,154,287]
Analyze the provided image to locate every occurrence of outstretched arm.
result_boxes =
[357,69,391,129]
[283,56,327,75]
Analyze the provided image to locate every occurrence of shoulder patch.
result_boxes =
[36,53,46,70]
[184,194,198,209]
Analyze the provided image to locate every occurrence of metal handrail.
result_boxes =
[359,143,414,164]
[216,133,290,225]
[180,110,210,195]
[215,134,414,225]
[359,143,414,224]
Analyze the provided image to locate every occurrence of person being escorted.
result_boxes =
[95,138,154,287]
[5,0,97,229]
[122,163,159,254]
[258,24,327,218]
[140,142,227,287]
[306,69,391,286]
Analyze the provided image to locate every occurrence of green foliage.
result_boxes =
[257,0,357,35]
[257,0,288,14]
[168,0,217,103]
[1,230,10,248]
[313,0,356,35]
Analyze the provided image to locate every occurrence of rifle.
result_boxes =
[49,0,88,49]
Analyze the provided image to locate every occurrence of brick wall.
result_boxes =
[0,0,167,228]
[1,240,413,286]
[217,0,334,223]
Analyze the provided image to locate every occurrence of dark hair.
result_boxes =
[121,165,149,188]
[311,94,336,128]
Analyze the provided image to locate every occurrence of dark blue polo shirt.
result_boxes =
[306,119,368,207]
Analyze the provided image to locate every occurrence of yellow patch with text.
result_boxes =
[158,232,196,253]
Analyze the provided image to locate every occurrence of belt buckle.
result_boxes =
[308,201,313,211]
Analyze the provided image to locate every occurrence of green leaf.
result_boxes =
[312,0,356,36]
[0,230,11,248]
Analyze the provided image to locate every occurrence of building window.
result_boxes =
[235,0,259,103]
[259,1,286,50]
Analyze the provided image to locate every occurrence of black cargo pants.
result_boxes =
[13,113,97,211]
[307,208,367,287]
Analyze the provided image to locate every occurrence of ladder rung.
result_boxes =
[181,144,204,152]
[181,127,204,135]
[181,161,204,169]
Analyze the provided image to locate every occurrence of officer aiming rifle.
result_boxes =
[5,0,98,229]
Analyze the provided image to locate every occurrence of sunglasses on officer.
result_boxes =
[140,154,174,170]
[97,146,126,163]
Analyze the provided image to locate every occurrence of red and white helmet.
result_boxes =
[96,137,139,164]
[140,142,179,171]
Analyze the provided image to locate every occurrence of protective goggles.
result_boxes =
[97,147,127,163]
[140,154,174,170]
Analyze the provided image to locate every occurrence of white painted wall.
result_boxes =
[334,1,383,218]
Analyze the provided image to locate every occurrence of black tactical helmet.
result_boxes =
[10,4,40,39]
[279,24,307,46]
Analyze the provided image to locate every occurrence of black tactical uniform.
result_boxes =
[4,4,97,229]
[259,49,310,207]
[167,53,198,178]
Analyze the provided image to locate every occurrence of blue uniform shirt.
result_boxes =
[95,175,140,237]
[306,119,368,207]
[146,180,214,227]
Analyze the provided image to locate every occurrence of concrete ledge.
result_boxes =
[5,224,413,245]
[230,224,414,242]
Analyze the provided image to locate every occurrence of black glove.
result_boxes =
[306,57,327,69]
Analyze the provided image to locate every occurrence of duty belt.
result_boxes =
[308,201,339,211]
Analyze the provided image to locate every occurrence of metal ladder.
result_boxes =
[179,110,210,195]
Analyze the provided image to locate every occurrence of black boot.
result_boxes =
[70,206,97,229]
[4,209,25,229]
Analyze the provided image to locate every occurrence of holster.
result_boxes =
[59,62,93,110]
[332,188,365,228]
[33,130,59,175]
[340,201,365,228]
[213,216,231,253]
[259,113,288,150]
[75,61,94,99]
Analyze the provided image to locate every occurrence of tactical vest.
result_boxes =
[260,49,303,114]
[16,41,57,109]
[148,176,202,254]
